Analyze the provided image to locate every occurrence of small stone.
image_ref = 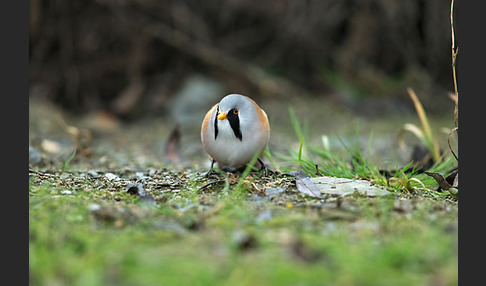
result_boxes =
[104,173,120,181]
[87,203,101,211]
[87,170,99,178]
[29,146,42,165]
[256,210,273,224]
[125,183,146,196]
[264,187,286,199]
[232,230,258,251]
[135,172,150,181]
[40,139,62,153]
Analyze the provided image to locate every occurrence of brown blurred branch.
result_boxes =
[143,22,307,98]
[29,0,455,116]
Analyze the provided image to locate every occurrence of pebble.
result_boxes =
[135,172,150,181]
[125,183,146,196]
[29,146,42,165]
[87,170,99,178]
[256,210,273,224]
[264,187,286,198]
[104,173,120,181]
[87,203,101,211]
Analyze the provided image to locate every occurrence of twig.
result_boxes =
[450,0,459,128]
[447,127,458,162]
[199,180,225,191]
[447,0,459,163]
[29,168,47,176]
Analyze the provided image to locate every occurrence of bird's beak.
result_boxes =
[217,112,227,120]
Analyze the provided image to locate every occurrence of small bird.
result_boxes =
[201,94,270,173]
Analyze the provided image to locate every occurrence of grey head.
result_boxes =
[214,94,257,141]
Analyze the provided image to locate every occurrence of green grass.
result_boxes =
[278,108,458,198]
[29,107,458,285]
[29,167,458,285]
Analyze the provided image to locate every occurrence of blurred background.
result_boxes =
[29,0,458,170]
[30,0,455,117]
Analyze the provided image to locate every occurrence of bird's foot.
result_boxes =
[258,158,275,177]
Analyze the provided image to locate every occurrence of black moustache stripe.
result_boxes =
[214,107,242,141]
[214,106,219,140]
[227,108,242,141]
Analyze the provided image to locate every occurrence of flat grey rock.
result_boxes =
[309,176,390,197]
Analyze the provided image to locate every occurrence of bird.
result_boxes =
[201,93,270,173]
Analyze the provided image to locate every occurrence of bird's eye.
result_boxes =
[233,109,239,115]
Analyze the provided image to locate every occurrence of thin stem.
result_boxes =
[450,0,458,128]
[450,0,458,96]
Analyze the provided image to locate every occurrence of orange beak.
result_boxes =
[217,112,227,120]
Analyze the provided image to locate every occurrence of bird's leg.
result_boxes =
[206,159,220,178]
[257,158,269,176]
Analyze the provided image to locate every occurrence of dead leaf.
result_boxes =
[425,171,458,195]
[446,169,458,187]
[164,125,181,163]
[295,177,322,198]
[424,172,451,190]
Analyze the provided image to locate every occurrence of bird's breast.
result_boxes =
[204,122,268,168]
